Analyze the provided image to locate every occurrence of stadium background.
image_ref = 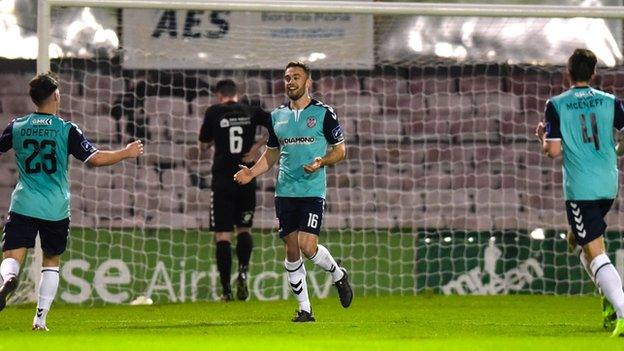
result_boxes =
[1,0,624,306]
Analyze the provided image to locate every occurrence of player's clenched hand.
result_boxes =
[535,122,546,142]
[303,157,323,174]
[125,140,144,158]
[234,165,254,185]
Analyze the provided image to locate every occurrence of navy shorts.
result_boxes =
[2,212,70,256]
[210,177,256,232]
[565,199,614,246]
[275,197,325,238]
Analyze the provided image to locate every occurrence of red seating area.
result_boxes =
[1,67,623,230]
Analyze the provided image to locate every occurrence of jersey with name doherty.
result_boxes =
[0,113,98,221]
[199,101,270,178]
[545,86,624,200]
[267,99,344,199]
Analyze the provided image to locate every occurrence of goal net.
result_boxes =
[2,0,624,304]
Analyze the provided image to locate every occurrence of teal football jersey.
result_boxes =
[267,99,344,198]
[0,113,98,220]
[545,87,624,200]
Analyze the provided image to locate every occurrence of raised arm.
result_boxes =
[87,140,143,167]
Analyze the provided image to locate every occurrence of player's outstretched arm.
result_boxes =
[303,143,346,174]
[87,140,144,167]
[234,147,279,185]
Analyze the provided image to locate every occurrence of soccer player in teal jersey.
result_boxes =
[234,61,352,322]
[536,49,624,337]
[0,73,144,331]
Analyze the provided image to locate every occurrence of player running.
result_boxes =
[0,73,143,331]
[536,49,624,337]
[234,61,352,322]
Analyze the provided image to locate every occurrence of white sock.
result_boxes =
[34,267,59,326]
[591,254,624,319]
[284,259,311,313]
[310,245,344,282]
[0,258,20,282]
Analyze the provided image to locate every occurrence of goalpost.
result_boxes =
[12,0,624,304]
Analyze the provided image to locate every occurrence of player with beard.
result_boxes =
[234,61,352,321]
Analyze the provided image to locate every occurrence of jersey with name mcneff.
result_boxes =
[545,87,624,200]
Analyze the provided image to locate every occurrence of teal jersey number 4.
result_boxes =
[267,99,345,199]
[545,87,624,200]
[0,113,98,220]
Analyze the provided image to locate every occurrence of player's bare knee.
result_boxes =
[299,243,318,259]
[583,237,606,262]
[42,253,60,267]
[2,248,27,264]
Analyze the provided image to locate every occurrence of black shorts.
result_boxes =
[275,197,325,238]
[210,177,256,232]
[2,212,70,256]
[565,199,614,246]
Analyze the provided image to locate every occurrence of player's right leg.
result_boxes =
[583,238,624,333]
[566,200,621,332]
[0,248,26,312]
[277,197,314,322]
[0,212,38,312]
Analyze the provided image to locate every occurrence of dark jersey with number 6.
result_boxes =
[0,113,98,220]
[199,101,270,178]
[545,87,624,200]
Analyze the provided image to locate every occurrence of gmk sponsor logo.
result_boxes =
[57,259,333,303]
[442,242,545,295]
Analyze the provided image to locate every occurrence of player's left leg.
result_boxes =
[233,183,255,301]
[235,227,252,301]
[34,216,70,331]
[299,233,353,308]
[33,253,60,331]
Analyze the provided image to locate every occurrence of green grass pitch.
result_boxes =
[0,295,621,350]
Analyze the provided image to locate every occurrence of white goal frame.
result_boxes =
[37,0,624,74]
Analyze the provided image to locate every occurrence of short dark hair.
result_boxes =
[286,61,311,78]
[29,73,59,106]
[214,79,237,97]
[568,49,597,83]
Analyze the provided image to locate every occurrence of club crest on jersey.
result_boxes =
[220,119,230,128]
[307,117,316,128]
[32,118,52,126]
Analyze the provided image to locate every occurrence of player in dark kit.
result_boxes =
[199,79,270,301]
